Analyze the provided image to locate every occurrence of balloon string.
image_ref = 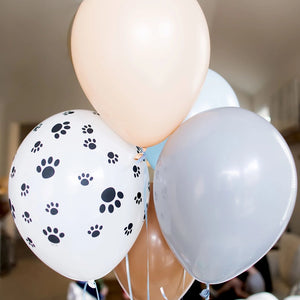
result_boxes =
[182,269,186,292]
[144,181,150,300]
[160,287,169,300]
[125,254,134,300]
[83,282,88,300]
[94,282,100,300]
[200,283,210,300]
[141,152,150,300]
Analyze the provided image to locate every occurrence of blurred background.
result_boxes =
[1,0,300,299]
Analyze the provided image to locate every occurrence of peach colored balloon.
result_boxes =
[114,184,194,300]
[71,0,210,147]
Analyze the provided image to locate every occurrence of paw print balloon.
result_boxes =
[8,110,149,281]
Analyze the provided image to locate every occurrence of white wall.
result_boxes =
[0,0,94,176]
[252,53,300,234]
[234,87,254,111]
[288,143,300,234]
[253,53,300,116]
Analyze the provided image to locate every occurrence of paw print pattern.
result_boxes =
[31,141,43,153]
[124,223,133,236]
[33,123,43,132]
[63,111,75,116]
[99,187,123,213]
[78,173,93,186]
[84,138,97,150]
[45,202,59,215]
[133,165,141,178]
[36,157,60,179]
[10,166,16,178]
[87,224,103,238]
[51,121,71,139]
[26,237,35,248]
[134,192,142,205]
[22,211,32,223]
[82,124,94,134]
[93,111,100,116]
[43,226,65,244]
[21,183,30,197]
[9,199,15,219]
[136,146,143,154]
[107,152,119,164]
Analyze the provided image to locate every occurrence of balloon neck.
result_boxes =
[134,147,147,162]
[87,280,96,288]
[83,281,101,300]
[200,284,210,300]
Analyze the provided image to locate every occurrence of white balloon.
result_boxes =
[154,107,297,284]
[9,110,149,281]
[185,69,239,120]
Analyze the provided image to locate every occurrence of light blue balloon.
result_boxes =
[185,69,239,120]
[146,69,239,169]
[145,140,167,169]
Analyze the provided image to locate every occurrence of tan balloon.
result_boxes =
[71,0,210,147]
[114,184,194,300]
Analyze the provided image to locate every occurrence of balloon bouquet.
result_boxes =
[8,0,297,299]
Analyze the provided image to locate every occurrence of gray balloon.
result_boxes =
[154,107,297,284]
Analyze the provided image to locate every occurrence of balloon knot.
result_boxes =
[200,285,210,299]
[87,280,97,288]
[134,147,147,162]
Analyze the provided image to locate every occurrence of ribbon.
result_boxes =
[125,254,134,300]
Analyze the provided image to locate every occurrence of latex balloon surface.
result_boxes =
[154,107,297,284]
[114,184,194,300]
[184,69,239,120]
[146,69,239,169]
[8,110,149,281]
[71,0,210,147]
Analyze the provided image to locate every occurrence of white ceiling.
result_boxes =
[1,0,300,101]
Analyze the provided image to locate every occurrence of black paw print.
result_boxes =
[36,157,60,179]
[21,183,30,197]
[87,224,103,238]
[26,237,35,248]
[83,138,97,150]
[9,199,15,219]
[107,152,119,164]
[33,123,43,132]
[93,111,100,116]
[31,141,43,153]
[99,187,123,213]
[10,166,16,178]
[22,211,32,223]
[63,111,75,115]
[124,223,133,236]
[45,202,59,215]
[51,121,71,139]
[43,226,65,244]
[82,124,94,134]
[134,192,142,205]
[78,173,93,186]
[133,165,141,178]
